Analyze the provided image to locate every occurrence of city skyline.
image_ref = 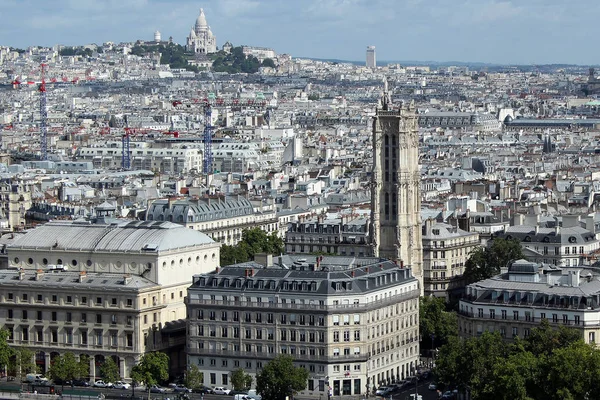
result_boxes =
[1,0,600,65]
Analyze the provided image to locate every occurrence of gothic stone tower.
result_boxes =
[371,79,423,288]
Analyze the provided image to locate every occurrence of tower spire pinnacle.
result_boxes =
[382,77,391,110]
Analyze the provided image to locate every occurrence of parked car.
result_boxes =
[233,395,249,400]
[93,380,113,388]
[428,383,437,391]
[193,386,213,394]
[375,386,390,396]
[246,390,262,400]
[150,385,167,393]
[72,379,90,387]
[114,381,131,390]
[213,387,231,395]
[230,390,249,396]
[173,385,192,393]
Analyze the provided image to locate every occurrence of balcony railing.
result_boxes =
[187,347,369,362]
[187,290,420,313]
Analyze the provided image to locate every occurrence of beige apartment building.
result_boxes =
[0,206,220,379]
[458,260,600,345]
[186,256,420,399]
[422,219,480,298]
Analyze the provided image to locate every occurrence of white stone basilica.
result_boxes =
[186,8,217,54]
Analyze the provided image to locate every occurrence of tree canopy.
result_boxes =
[419,296,458,349]
[231,368,253,391]
[184,364,204,391]
[256,355,308,400]
[211,46,262,74]
[131,352,169,387]
[100,357,120,383]
[220,227,284,266]
[48,353,85,388]
[434,322,591,400]
[130,43,198,72]
[463,238,525,284]
[59,47,93,57]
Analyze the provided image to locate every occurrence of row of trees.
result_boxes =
[211,46,274,74]
[130,43,199,72]
[434,320,595,400]
[220,227,284,266]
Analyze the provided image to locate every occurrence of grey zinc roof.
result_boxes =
[147,196,254,223]
[0,270,158,291]
[194,258,417,296]
[8,220,214,253]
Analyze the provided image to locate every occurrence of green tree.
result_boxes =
[261,58,276,68]
[538,341,597,400]
[523,318,582,357]
[220,228,284,266]
[48,353,81,390]
[0,330,12,371]
[231,368,253,391]
[463,238,525,283]
[491,345,538,400]
[78,355,90,379]
[10,347,37,382]
[100,357,120,383]
[419,296,458,350]
[256,355,308,400]
[131,352,169,398]
[184,363,204,391]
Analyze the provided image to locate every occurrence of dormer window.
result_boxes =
[236,279,243,288]
[223,279,229,288]
[212,278,218,287]
[198,277,206,287]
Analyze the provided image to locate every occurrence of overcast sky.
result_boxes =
[1,0,598,65]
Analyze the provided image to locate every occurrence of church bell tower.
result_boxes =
[370,78,423,288]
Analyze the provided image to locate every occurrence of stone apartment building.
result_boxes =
[458,260,600,345]
[186,256,420,399]
[285,214,372,257]
[422,219,480,298]
[0,204,220,379]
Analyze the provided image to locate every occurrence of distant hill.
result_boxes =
[297,57,599,70]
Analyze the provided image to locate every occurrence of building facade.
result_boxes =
[186,256,420,398]
[76,142,203,173]
[422,219,480,298]
[458,260,600,345]
[371,80,423,288]
[186,9,217,54]
[146,196,279,246]
[366,46,376,69]
[498,214,600,267]
[0,212,220,379]
[285,214,372,257]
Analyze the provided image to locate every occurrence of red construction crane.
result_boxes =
[11,64,96,160]
[172,97,266,174]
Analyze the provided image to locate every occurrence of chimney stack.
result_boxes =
[123,274,132,285]
[79,271,87,283]
[35,269,44,281]
[18,269,25,281]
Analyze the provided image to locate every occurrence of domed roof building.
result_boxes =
[186,8,217,54]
